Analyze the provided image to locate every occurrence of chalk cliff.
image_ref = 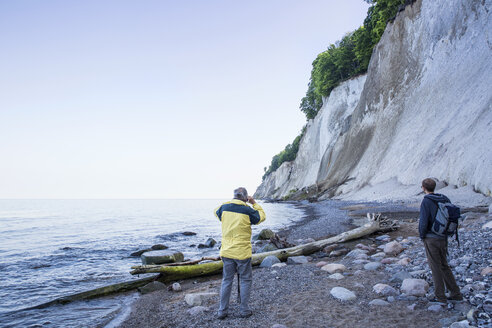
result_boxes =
[255,0,492,202]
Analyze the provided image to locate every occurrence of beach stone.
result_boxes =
[138,281,167,294]
[187,306,208,316]
[356,243,372,251]
[287,256,308,265]
[428,304,444,312]
[390,271,412,283]
[369,299,390,306]
[401,279,429,296]
[141,250,184,265]
[329,249,350,257]
[321,263,346,274]
[397,257,411,266]
[481,267,492,276]
[482,221,492,229]
[260,255,281,268]
[364,262,382,271]
[184,292,218,306]
[315,261,328,268]
[383,241,404,256]
[171,282,182,292]
[330,287,356,301]
[407,303,417,311]
[258,229,275,240]
[272,263,287,268]
[271,324,288,328]
[328,273,345,280]
[381,257,398,264]
[449,320,471,328]
[371,252,386,259]
[323,244,339,253]
[205,238,216,247]
[182,231,197,236]
[373,283,398,296]
[375,234,391,241]
[387,296,395,303]
[131,248,152,257]
[345,249,368,259]
[151,244,168,250]
[259,243,278,253]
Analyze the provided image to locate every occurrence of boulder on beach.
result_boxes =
[259,243,278,253]
[184,292,218,306]
[369,299,390,306]
[182,231,197,236]
[141,250,184,265]
[138,281,167,294]
[260,255,281,268]
[321,263,346,274]
[287,256,308,265]
[373,283,398,296]
[400,278,429,296]
[330,287,356,301]
[131,248,152,257]
[258,229,275,240]
[197,238,217,248]
[364,262,382,271]
[151,244,168,250]
[383,241,404,256]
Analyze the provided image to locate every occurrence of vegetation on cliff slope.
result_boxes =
[263,0,406,179]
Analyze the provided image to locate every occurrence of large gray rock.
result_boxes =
[373,283,398,296]
[400,278,429,296]
[258,229,275,240]
[260,255,281,268]
[138,281,167,294]
[330,287,356,301]
[184,292,218,306]
[344,249,368,259]
[259,243,278,253]
[369,299,390,306]
[321,263,346,274]
[383,241,404,256]
[287,256,308,265]
[364,262,382,271]
[141,250,184,265]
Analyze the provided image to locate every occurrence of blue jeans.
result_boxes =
[218,257,252,315]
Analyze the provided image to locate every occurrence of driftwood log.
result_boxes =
[130,213,397,281]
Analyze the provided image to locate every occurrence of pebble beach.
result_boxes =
[116,201,492,328]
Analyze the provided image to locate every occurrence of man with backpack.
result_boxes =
[419,178,463,304]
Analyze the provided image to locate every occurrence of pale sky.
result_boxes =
[0,0,370,199]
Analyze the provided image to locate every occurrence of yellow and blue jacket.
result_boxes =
[214,199,266,260]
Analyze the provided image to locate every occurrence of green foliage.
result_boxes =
[299,0,405,120]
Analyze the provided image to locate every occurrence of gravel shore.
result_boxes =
[117,201,492,328]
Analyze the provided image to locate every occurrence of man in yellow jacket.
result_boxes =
[214,187,266,319]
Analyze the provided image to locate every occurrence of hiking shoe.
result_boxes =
[239,310,253,318]
[447,295,464,302]
[217,312,228,320]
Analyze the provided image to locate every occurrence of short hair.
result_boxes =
[233,187,248,201]
[422,178,436,192]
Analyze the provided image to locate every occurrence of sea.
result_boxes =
[0,199,306,328]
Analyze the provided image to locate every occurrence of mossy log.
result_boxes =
[25,275,160,310]
[130,213,396,280]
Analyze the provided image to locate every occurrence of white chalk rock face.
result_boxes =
[256,0,492,201]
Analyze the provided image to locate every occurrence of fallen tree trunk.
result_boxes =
[130,213,397,281]
[23,275,160,310]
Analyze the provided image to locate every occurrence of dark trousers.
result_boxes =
[424,237,461,301]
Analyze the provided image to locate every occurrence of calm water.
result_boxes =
[0,199,305,327]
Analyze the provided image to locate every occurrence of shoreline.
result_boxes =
[115,196,491,328]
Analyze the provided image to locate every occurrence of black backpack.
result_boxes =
[430,199,460,246]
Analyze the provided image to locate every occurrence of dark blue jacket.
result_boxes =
[418,193,450,240]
